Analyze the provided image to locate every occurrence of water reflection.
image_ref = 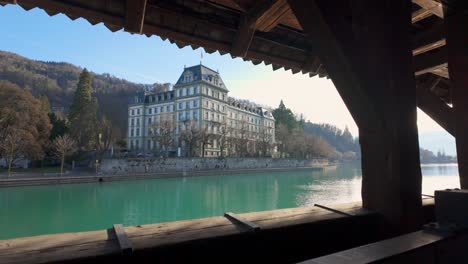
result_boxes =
[0,163,460,239]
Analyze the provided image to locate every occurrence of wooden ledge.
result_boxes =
[0,200,434,264]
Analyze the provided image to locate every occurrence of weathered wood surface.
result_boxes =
[288,0,423,233]
[113,224,133,255]
[0,202,372,264]
[224,212,261,232]
[445,0,468,189]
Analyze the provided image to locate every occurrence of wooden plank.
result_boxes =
[113,224,133,255]
[224,212,261,232]
[124,0,148,34]
[416,76,455,136]
[444,0,468,189]
[314,204,355,217]
[300,230,447,264]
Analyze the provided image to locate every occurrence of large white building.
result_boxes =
[128,64,275,157]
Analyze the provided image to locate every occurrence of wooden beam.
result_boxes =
[124,0,147,34]
[289,0,422,233]
[255,0,290,32]
[413,46,447,74]
[416,76,455,136]
[113,224,133,255]
[444,0,468,189]
[224,212,261,232]
[412,20,445,50]
[413,0,444,18]
[412,8,433,23]
[0,0,17,4]
[412,39,446,56]
[231,0,283,57]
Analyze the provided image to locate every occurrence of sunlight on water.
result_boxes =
[0,163,460,239]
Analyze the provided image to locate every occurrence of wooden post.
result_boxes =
[288,0,422,233]
[444,1,468,189]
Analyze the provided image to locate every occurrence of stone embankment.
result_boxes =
[100,158,330,175]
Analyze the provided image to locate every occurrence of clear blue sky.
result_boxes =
[0,4,457,154]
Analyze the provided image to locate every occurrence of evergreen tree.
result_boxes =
[272,100,299,130]
[68,69,97,150]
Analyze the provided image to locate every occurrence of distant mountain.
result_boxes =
[419,131,456,156]
[0,51,164,137]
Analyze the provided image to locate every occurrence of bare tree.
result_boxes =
[0,129,33,177]
[258,125,273,157]
[52,134,77,176]
[275,124,289,158]
[96,115,113,158]
[198,121,215,158]
[217,120,231,158]
[179,119,201,157]
[149,114,174,157]
[237,120,249,157]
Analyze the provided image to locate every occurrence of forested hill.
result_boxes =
[304,123,360,155]
[0,51,158,137]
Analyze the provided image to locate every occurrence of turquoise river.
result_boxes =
[0,163,460,239]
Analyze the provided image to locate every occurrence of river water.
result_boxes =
[0,163,459,239]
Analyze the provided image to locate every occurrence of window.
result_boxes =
[189,87,193,95]
[178,90,181,97]
[131,109,134,115]
[136,119,140,126]
[149,108,152,114]
[131,119,134,126]
[179,102,183,110]
[130,129,134,137]
[182,88,186,96]
[193,110,198,120]
[205,112,209,120]
[148,117,152,124]
[136,140,139,149]
[205,100,209,107]
[147,140,151,149]
[179,112,183,120]
[193,100,198,108]
[137,109,140,115]
[194,86,198,94]
[130,140,134,149]
[136,128,140,136]
[166,105,170,112]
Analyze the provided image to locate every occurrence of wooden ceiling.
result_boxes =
[0,0,450,103]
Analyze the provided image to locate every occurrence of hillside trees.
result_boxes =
[0,81,51,176]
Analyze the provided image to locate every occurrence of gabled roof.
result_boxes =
[175,64,228,92]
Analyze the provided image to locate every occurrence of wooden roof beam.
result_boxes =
[412,0,444,23]
[255,0,290,32]
[124,0,147,34]
[413,46,447,75]
[413,0,444,18]
[412,20,445,55]
[417,76,455,136]
[231,0,284,57]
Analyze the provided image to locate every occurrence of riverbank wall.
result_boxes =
[99,158,329,175]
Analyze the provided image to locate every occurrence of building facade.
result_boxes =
[128,64,275,157]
